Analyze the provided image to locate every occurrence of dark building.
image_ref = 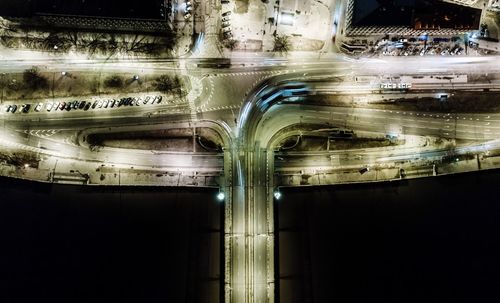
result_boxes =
[352,0,481,30]
[0,0,172,33]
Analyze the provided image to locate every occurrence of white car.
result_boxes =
[184,13,192,20]
[103,100,109,108]
[35,103,43,112]
[97,100,103,108]
[46,102,53,112]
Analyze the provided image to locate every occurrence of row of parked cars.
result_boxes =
[184,1,193,20]
[221,11,232,40]
[3,95,163,114]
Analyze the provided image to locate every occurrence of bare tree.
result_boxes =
[224,39,238,50]
[273,34,290,55]
[23,67,48,91]
[153,74,183,95]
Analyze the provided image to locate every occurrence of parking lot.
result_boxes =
[341,35,487,57]
[3,95,164,115]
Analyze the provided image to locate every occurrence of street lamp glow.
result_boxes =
[274,191,282,200]
[217,192,225,201]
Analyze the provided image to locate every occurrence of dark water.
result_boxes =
[279,170,500,303]
[0,178,222,303]
[2,170,500,303]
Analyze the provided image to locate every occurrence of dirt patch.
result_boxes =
[0,150,40,168]
[87,127,223,152]
[1,71,185,102]
[279,135,400,152]
[309,91,500,113]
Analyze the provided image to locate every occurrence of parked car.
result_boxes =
[21,104,31,113]
[35,103,43,112]
[92,101,98,109]
[59,102,66,110]
[84,103,91,111]
[46,102,54,112]
[10,104,17,113]
[222,11,231,16]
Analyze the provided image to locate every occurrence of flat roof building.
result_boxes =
[346,0,482,36]
[0,0,172,33]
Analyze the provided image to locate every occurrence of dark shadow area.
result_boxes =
[279,170,500,302]
[0,177,221,303]
[0,0,165,20]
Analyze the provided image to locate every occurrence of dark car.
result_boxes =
[79,101,86,109]
[10,104,17,113]
[359,167,370,174]
[84,103,91,111]
[22,104,31,113]
[92,101,98,109]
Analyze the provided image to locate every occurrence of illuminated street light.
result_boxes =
[274,190,282,200]
[217,191,225,201]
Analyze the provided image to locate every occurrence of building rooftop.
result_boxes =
[0,0,166,20]
[352,0,481,29]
